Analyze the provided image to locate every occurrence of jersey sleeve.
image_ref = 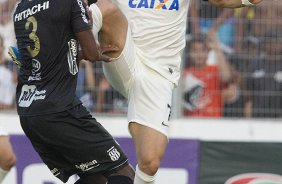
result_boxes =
[71,0,92,33]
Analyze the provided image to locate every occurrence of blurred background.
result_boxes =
[1,0,282,184]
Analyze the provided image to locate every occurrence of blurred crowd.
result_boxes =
[183,0,282,118]
[1,0,282,119]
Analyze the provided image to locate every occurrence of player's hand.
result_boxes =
[8,46,22,68]
[98,45,119,62]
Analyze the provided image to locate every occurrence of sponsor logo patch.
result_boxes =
[129,0,179,11]
[18,85,46,107]
[75,160,100,171]
[67,39,79,75]
[15,1,49,22]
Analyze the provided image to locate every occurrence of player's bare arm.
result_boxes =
[76,30,99,62]
[76,30,119,62]
[207,0,263,8]
[95,0,128,59]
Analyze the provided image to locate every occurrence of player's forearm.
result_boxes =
[207,0,262,8]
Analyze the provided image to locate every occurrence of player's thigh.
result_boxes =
[128,67,174,161]
[102,26,136,97]
[96,0,128,58]
[128,66,174,137]
[129,123,168,164]
[77,173,107,184]
[0,135,15,169]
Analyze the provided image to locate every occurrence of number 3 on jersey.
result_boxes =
[25,16,40,57]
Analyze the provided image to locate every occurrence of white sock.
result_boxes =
[0,167,8,183]
[89,3,102,45]
[134,165,155,184]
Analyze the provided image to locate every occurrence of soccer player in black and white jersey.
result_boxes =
[86,0,263,184]
[11,0,134,183]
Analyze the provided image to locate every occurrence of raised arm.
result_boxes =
[207,31,232,82]
[207,0,263,8]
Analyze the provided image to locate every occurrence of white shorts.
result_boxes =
[103,27,174,137]
[0,125,8,136]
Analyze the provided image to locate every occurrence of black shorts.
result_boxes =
[19,104,128,183]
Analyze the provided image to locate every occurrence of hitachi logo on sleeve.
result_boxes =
[14,1,49,22]
[129,0,179,11]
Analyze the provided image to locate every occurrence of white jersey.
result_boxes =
[111,0,190,84]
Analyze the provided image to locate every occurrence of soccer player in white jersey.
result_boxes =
[88,0,263,183]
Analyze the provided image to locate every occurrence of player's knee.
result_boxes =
[1,153,16,170]
[96,0,119,18]
[138,159,160,176]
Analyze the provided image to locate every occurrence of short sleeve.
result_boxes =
[71,0,92,33]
